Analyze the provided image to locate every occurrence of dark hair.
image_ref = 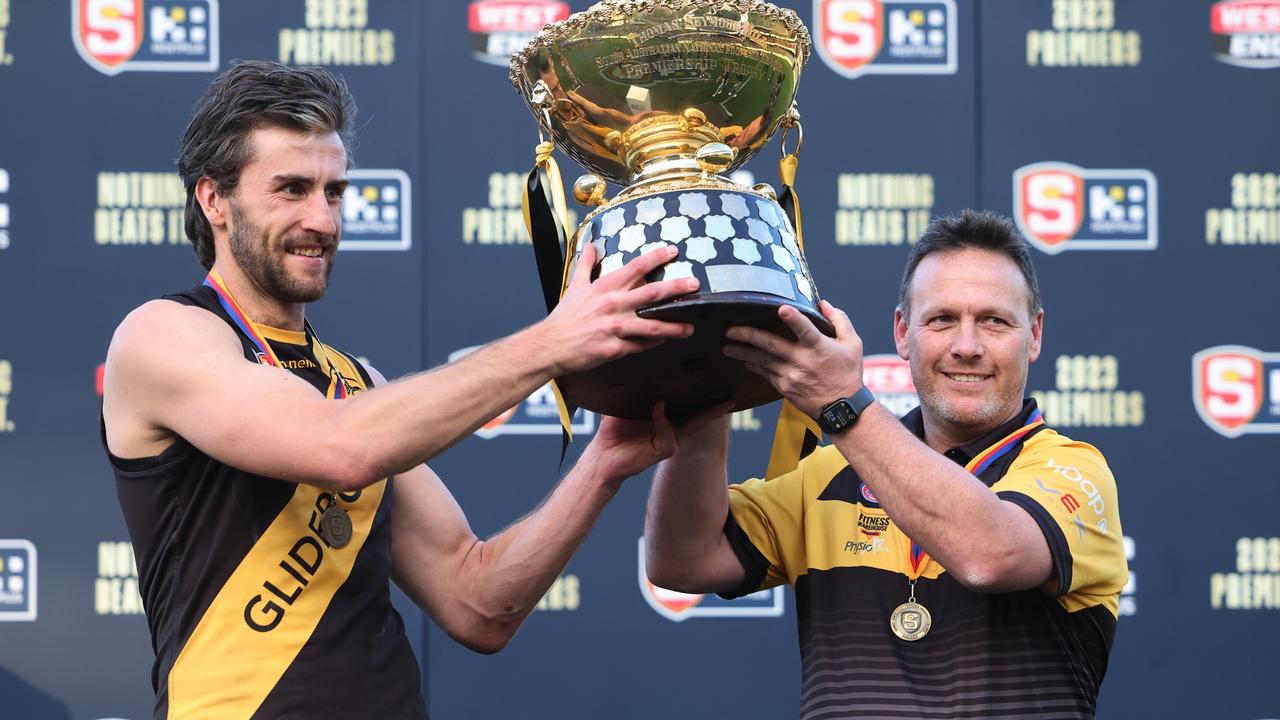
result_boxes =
[177,60,356,269]
[898,209,1042,319]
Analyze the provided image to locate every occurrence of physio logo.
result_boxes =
[637,538,784,622]
[1014,162,1157,254]
[815,0,957,79]
[0,540,36,621]
[341,169,411,251]
[1194,345,1280,437]
[449,346,595,439]
[469,0,568,66]
[73,0,219,75]
[1212,0,1280,68]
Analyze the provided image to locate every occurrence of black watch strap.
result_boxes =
[817,386,876,435]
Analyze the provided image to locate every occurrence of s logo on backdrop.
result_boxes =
[636,539,784,622]
[1193,346,1280,438]
[73,0,218,75]
[814,0,956,79]
[1013,162,1157,254]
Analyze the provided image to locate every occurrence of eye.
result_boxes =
[282,183,304,197]
[984,316,1010,326]
[927,314,954,326]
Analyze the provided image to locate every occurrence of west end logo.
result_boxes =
[73,0,219,75]
[1193,345,1280,438]
[1013,162,1158,254]
[468,0,570,67]
[1212,0,1280,68]
[815,0,957,79]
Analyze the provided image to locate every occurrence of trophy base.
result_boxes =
[557,292,835,420]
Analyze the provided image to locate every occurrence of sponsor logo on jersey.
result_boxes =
[1193,345,1280,437]
[859,481,880,506]
[1013,162,1157,254]
[858,512,890,536]
[1212,0,1280,68]
[863,354,918,417]
[636,538,784,622]
[1060,493,1081,513]
[340,169,411,251]
[814,0,956,79]
[0,539,37,621]
[73,0,219,76]
[469,0,569,66]
[844,537,888,554]
[0,167,9,250]
[449,346,595,438]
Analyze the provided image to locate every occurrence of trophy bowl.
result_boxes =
[512,0,833,420]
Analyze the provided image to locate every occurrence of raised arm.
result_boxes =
[102,244,697,492]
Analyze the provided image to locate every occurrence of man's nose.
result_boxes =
[301,192,339,237]
[950,319,983,359]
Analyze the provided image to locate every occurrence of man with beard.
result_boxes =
[642,211,1128,718]
[101,61,702,718]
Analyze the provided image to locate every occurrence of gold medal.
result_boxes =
[889,600,932,641]
[320,504,353,548]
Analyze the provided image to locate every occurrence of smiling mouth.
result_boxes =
[289,247,324,258]
[943,372,990,383]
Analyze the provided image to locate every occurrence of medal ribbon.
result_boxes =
[904,409,1046,579]
[204,270,284,369]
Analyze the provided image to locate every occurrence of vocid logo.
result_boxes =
[815,0,957,79]
[0,540,36,621]
[636,538,784,622]
[73,0,219,75]
[448,346,595,438]
[1212,0,1280,68]
[469,0,569,66]
[0,167,9,250]
[863,354,918,417]
[1013,162,1157,254]
[1193,345,1280,438]
[341,169,411,251]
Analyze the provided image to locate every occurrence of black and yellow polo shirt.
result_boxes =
[108,286,425,719]
[723,400,1126,719]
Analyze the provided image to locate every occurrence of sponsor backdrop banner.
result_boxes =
[0,1,1276,718]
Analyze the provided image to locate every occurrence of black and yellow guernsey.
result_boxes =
[108,285,426,720]
[723,400,1127,720]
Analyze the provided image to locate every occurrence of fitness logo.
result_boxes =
[1212,1,1280,68]
[0,168,9,250]
[73,0,219,75]
[449,346,595,439]
[1013,162,1157,254]
[0,540,36,621]
[469,0,569,66]
[863,354,918,417]
[341,169,411,251]
[636,538,784,622]
[815,0,957,79]
[858,512,890,536]
[1193,345,1280,438]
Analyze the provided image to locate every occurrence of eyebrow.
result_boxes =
[270,174,350,189]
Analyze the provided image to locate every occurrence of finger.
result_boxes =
[725,325,793,358]
[568,243,597,289]
[626,276,700,306]
[678,400,735,436]
[617,317,694,339]
[820,300,857,340]
[723,343,782,377]
[651,401,676,446]
[778,304,823,344]
[601,245,678,289]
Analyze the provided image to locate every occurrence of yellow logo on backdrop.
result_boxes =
[96,541,144,615]
[1206,172,1280,245]
[834,173,934,246]
[94,172,187,246]
[1211,537,1280,610]
[0,0,13,66]
[1027,0,1141,67]
[463,171,579,246]
[279,0,395,66]
[0,359,13,433]
[1031,354,1145,428]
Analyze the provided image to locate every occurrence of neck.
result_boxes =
[920,404,1024,454]
[209,261,305,331]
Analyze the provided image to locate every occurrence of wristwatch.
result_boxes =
[817,386,876,435]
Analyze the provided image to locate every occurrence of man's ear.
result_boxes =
[1028,309,1044,364]
[194,177,228,230]
[893,306,909,360]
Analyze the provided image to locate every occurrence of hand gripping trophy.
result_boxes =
[511,0,830,438]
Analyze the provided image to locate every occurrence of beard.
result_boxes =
[228,201,336,304]
[910,354,1029,436]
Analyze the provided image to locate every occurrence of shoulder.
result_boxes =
[107,299,243,375]
[1012,428,1117,489]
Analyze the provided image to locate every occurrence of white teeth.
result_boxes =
[946,373,987,383]
[291,247,322,257]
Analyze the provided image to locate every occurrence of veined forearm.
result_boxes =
[644,420,732,584]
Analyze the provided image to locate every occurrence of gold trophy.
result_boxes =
[511,0,830,421]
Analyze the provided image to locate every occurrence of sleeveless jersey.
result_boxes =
[107,285,426,720]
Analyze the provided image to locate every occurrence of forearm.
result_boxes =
[644,418,734,591]
[832,404,1037,587]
